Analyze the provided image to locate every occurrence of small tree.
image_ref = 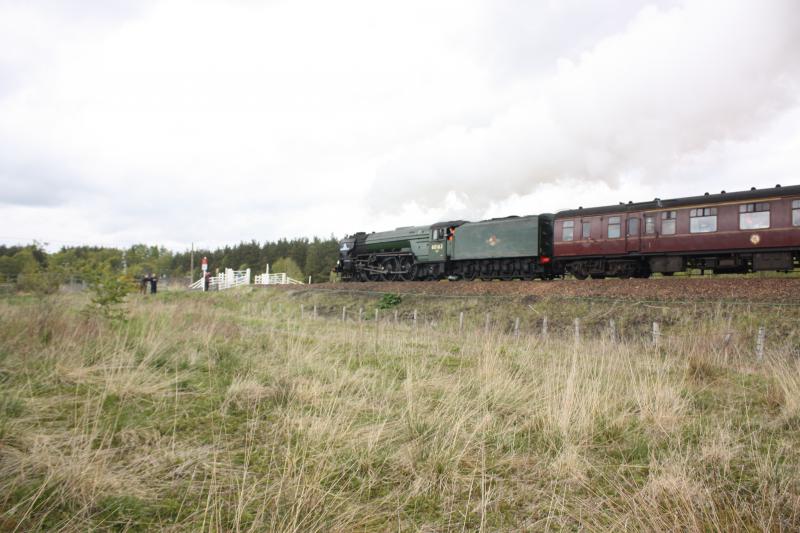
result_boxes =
[14,249,62,295]
[271,257,304,281]
[84,266,136,321]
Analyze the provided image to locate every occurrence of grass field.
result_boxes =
[1,287,799,531]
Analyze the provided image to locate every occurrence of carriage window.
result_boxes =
[608,216,621,239]
[661,211,677,235]
[689,207,717,233]
[739,203,770,230]
[562,220,574,241]
[582,221,591,239]
[627,217,640,236]
[793,200,800,226]
[645,216,655,234]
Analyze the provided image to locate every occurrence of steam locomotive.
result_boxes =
[335,184,800,281]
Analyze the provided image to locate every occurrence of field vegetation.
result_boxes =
[1,287,799,531]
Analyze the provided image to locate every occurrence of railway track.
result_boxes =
[297,277,800,301]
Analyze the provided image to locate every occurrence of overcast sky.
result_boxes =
[1,0,799,251]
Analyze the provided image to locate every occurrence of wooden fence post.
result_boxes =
[359,307,363,322]
[459,312,464,332]
[542,316,548,339]
[394,310,398,324]
[609,319,616,342]
[756,326,766,361]
[313,305,317,319]
[342,306,346,321]
[573,318,580,344]
[413,309,417,328]
[374,314,379,353]
[514,317,520,337]
[652,322,660,346]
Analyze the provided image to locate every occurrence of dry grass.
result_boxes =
[0,288,799,531]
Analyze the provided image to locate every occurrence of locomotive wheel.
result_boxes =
[365,263,381,281]
[381,258,398,282]
[568,263,588,280]
[570,267,588,280]
[398,258,416,281]
[463,264,477,281]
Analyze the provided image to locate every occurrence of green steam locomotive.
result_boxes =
[335,214,555,281]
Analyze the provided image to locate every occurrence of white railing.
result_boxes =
[189,268,251,291]
[254,272,304,285]
[189,264,305,291]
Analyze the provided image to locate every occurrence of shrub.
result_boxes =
[378,293,402,309]
[16,271,63,295]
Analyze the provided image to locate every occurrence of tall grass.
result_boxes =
[0,289,798,531]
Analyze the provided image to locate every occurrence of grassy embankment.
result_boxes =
[1,287,799,531]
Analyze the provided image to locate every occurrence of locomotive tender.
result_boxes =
[335,184,800,281]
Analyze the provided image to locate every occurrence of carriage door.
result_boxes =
[625,216,641,253]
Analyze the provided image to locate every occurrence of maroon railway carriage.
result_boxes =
[552,184,800,278]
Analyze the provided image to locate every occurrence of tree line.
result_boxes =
[0,236,341,286]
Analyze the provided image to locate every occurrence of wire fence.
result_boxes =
[254,299,799,362]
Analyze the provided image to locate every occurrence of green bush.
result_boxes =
[16,271,62,295]
[377,293,402,309]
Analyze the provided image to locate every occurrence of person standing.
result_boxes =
[149,273,158,294]
[140,274,149,294]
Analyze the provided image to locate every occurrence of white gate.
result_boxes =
[189,268,251,291]
[254,272,304,285]
[254,263,304,285]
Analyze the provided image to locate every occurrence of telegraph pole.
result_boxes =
[190,242,194,282]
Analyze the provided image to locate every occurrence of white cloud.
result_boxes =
[0,0,798,250]
[372,0,800,214]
